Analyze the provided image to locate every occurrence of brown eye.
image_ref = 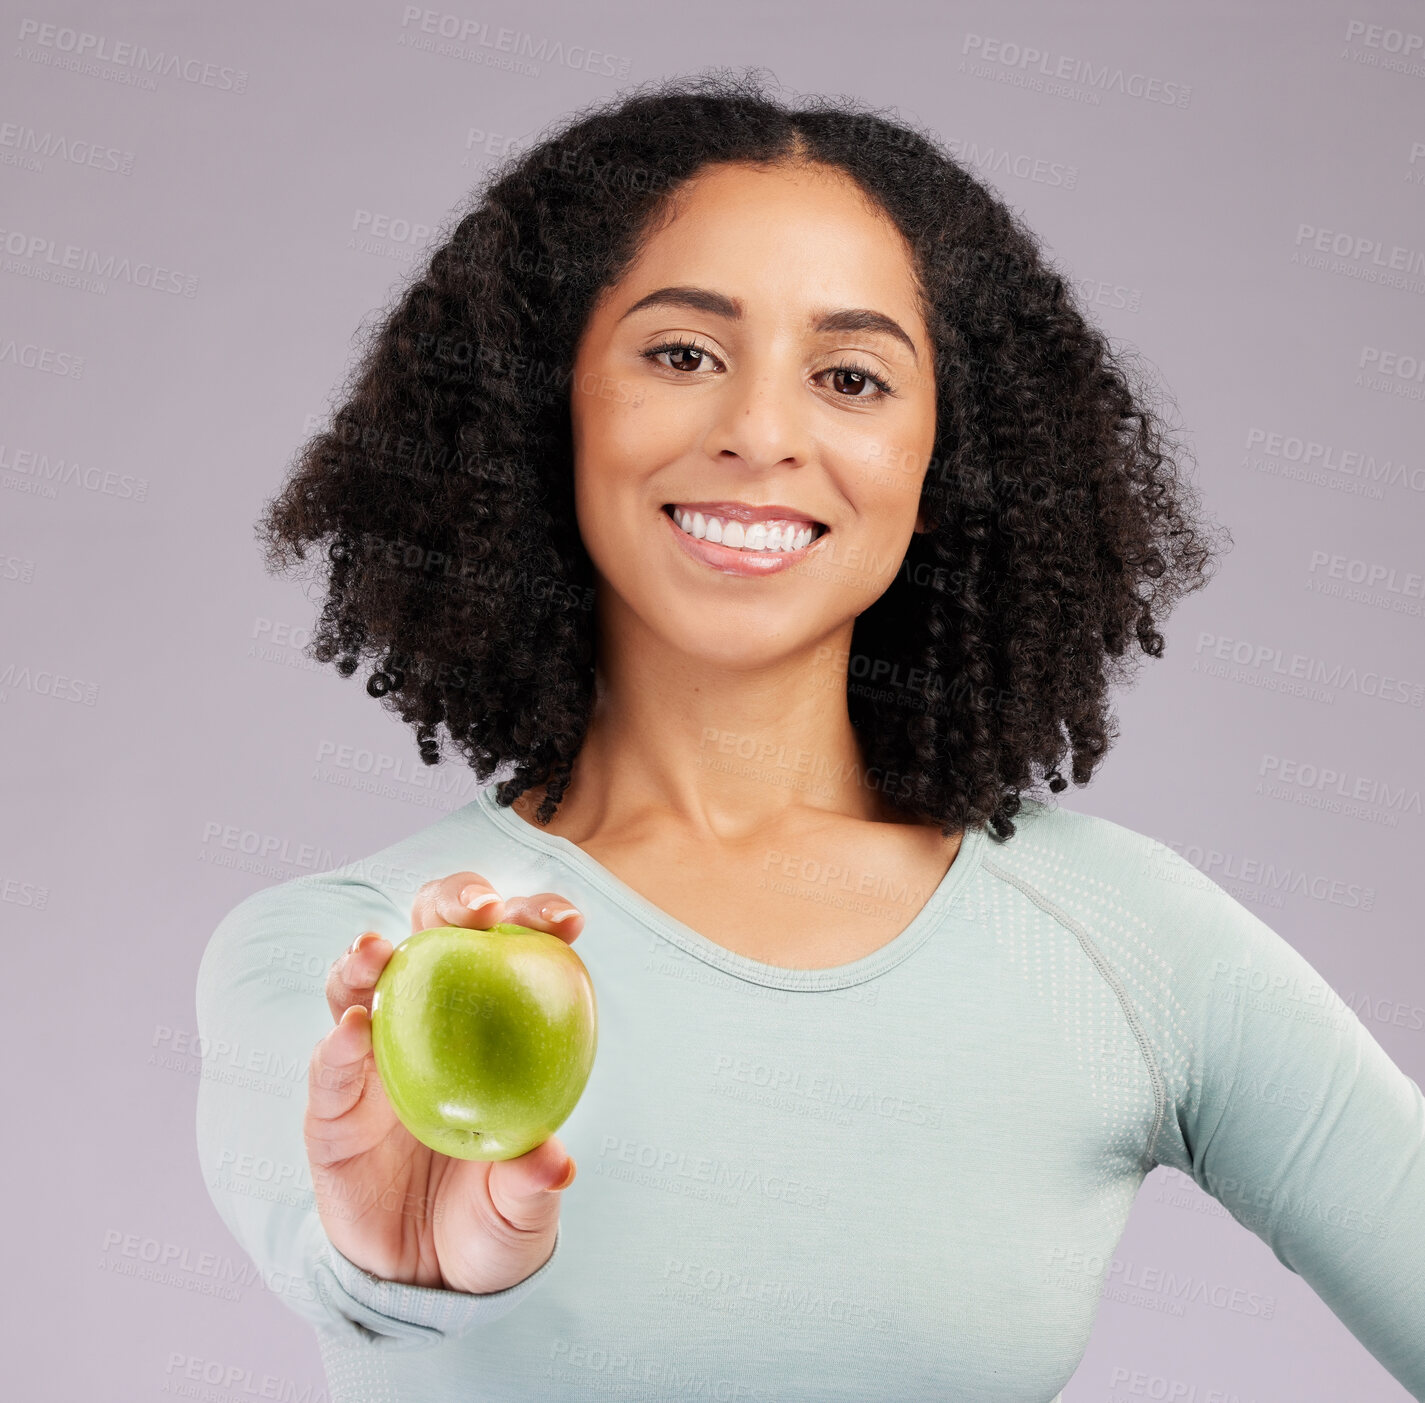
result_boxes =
[824,364,892,399]
[831,368,872,396]
[643,339,722,375]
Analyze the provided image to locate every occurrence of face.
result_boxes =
[567,159,938,671]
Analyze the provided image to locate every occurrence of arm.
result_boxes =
[1144,845,1425,1397]
[194,872,561,1349]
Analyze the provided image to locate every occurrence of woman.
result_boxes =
[195,72,1425,1401]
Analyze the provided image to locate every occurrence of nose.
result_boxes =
[698,352,813,473]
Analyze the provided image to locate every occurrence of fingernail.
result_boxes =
[340,1003,366,1026]
[462,889,500,914]
[545,1159,577,1192]
[348,933,371,956]
[547,907,579,923]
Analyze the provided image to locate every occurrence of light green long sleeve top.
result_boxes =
[194,786,1425,1401]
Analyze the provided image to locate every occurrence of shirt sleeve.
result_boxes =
[194,871,561,1350]
[1142,844,1425,1397]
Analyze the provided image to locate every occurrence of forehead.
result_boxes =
[613,160,926,335]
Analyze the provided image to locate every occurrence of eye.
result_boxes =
[819,363,895,400]
[643,338,723,375]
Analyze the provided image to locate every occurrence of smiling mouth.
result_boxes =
[661,504,828,554]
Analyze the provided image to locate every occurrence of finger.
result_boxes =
[413,872,505,935]
[498,893,584,944]
[325,931,394,1023]
[306,1005,374,1142]
[486,1135,577,1225]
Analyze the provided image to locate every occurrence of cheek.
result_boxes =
[832,425,934,599]
[569,393,675,568]
[574,389,692,514]
[841,426,933,523]
[822,382,934,480]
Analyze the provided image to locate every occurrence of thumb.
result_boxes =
[487,1136,577,1223]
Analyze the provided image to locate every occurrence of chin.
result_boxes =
[649,607,824,672]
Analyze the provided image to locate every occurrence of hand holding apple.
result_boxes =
[303,871,586,1295]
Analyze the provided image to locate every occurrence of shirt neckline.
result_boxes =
[473,782,988,993]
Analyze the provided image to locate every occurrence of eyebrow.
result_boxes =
[618,285,920,364]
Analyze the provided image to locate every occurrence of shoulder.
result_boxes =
[970,800,1366,1172]
[972,797,1334,1027]
[974,798,1352,1051]
[970,798,1198,986]
[202,785,548,961]
[976,795,1182,900]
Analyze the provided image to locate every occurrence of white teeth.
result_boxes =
[670,508,819,553]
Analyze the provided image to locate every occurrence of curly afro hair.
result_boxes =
[257,67,1228,843]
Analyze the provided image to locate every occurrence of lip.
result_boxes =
[661,504,826,576]
[664,500,826,529]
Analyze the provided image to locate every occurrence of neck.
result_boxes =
[520,597,898,844]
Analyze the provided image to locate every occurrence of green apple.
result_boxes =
[370,923,597,1161]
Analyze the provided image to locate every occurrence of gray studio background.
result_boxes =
[3,1,1423,1398]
